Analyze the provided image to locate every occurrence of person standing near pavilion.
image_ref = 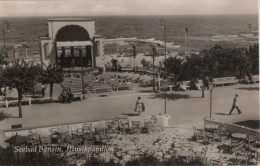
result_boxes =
[229,94,242,115]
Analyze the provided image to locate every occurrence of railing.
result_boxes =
[0,96,59,108]
[204,117,259,138]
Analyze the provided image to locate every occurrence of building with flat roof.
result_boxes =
[40,18,104,71]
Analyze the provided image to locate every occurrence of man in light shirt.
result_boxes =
[229,94,242,115]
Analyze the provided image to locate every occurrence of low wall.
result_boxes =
[3,115,162,139]
[204,117,260,139]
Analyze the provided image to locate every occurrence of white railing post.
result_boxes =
[29,98,31,106]
[5,100,8,108]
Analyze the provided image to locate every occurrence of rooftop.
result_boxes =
[46,18,94,22]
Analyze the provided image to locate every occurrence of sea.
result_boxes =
[0,15,258,66]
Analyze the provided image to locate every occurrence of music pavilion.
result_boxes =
[40,18,104,71]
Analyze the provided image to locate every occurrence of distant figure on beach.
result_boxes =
[134,97,145,114]
[229,94,242,115]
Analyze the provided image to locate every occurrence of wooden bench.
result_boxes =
[113,84,134,90]
[89,84,112,93]
[253,75,259,83]
[239,75,259,84]
[140,79,153,86]
[60,79,84,101]
[213,78,225,87]
[23,83,44,97]
[213,77,238,87]
[121,68,133,72]
[182,81,190,90]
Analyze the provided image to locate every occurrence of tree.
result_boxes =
[184,52,210,97]
[141,58,151,69]
[1,61,42,118]
[246,44,259,75]
[111,59,121,71]
[41,63,64,97]
[164,57,184,84]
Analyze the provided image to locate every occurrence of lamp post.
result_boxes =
[161,17,167,114]
[247,24,252,50]
[209,82,214,118]
[185,27,188,56]
[152,47,156,92]
[133,45,136,72]
[116,41,119,74]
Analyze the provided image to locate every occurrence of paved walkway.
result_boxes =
[0,84,258,131]
[0,83,259,147]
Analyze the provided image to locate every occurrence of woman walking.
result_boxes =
[134,97,145,114]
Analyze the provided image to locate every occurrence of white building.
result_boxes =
[40,18,104,71]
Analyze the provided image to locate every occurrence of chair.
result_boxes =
[118,118,130,134]
[95,128,110,145]
[193,126,206,141]
[59,126,70,141]
[82,122,92,131]
[235,147,251,165]
[27,135,41,147]
[247,135,259,148]
[71,138,82,147]
[71,126,79,138]
[142,115,157,133]
[106,120,119,134]
[209,159,222,166]
[193,148,208,164]
[131,120,141,134]
[40,135,51,146]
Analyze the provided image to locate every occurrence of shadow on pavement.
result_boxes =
[214,113,230,115]
[121,113,140,116]
[99,95,108,97]
[235,87,259,91]
[148,93,191,101]
[234,120,260,129]
[138,90,153,93]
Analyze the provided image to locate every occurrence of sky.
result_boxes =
[0,0,258,17]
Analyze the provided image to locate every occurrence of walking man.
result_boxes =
[229,94,242,115]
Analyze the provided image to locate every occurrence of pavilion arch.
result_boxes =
[55,25,90,42]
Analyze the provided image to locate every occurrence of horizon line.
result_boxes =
[0,13,258,18]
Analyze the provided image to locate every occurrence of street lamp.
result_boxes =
[161,17,167,114]
[152,47,156,92]
[133,45,136,72]
[209,82,214,118]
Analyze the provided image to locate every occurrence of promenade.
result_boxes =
[0,84,258,131]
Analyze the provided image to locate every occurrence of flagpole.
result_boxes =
[25,41,28,60]
[161,17,167,115]
[247,24,251,50]
[2,20,7,56]
[184,30,186,56]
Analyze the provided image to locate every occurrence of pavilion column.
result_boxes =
[70,46,75,68]
[92,45,96,67]
[86,46,92,67]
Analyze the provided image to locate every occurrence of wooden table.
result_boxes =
[204,124,219,132]
[232,133,247,140]
[230,133,247,147]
